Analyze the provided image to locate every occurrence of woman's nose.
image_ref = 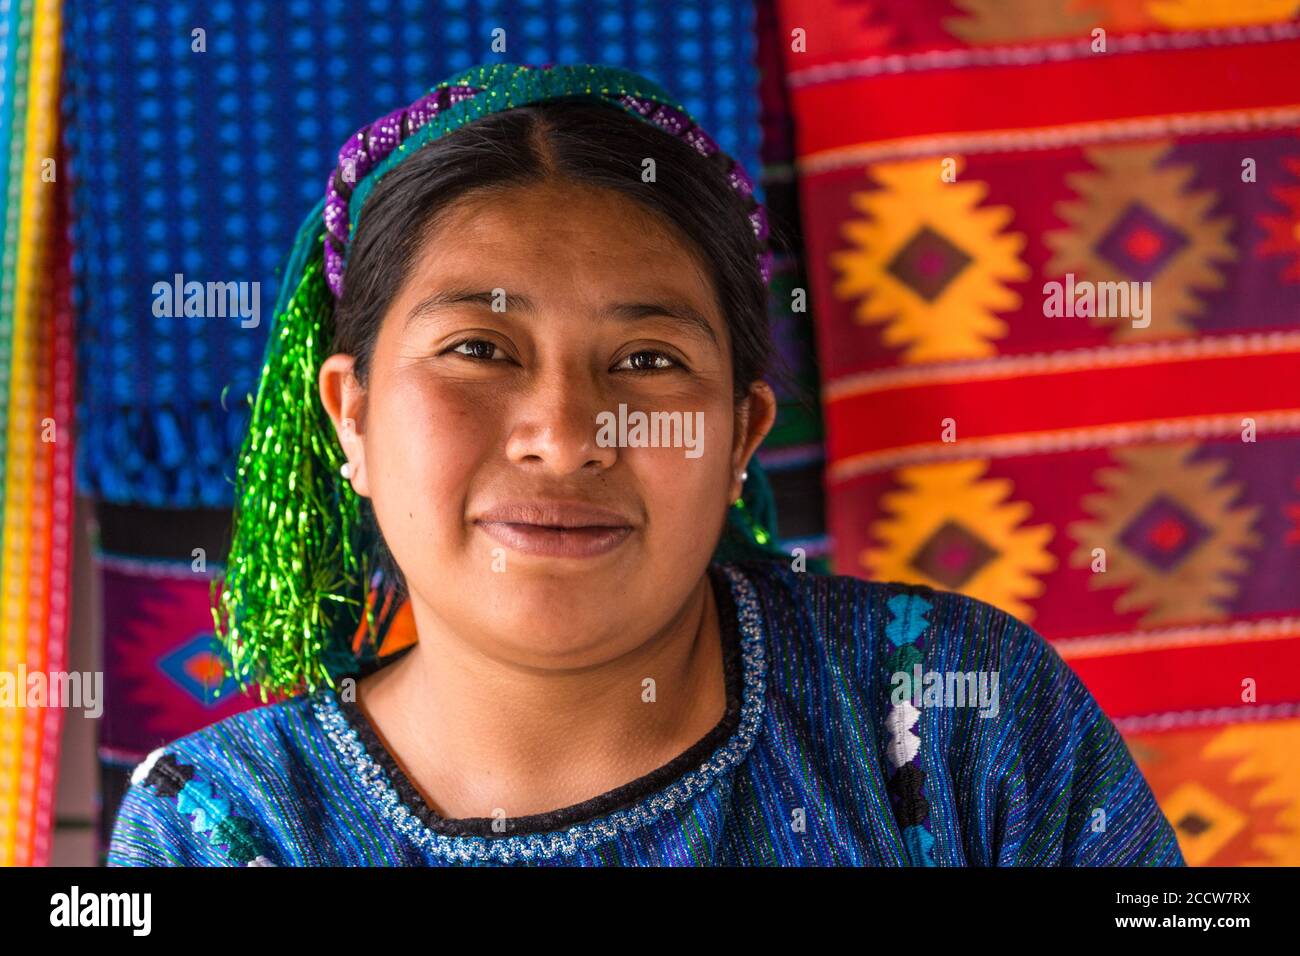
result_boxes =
[503,368,618,475]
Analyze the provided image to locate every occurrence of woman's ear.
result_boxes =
[730,380,778,503]
[318,353,371,497]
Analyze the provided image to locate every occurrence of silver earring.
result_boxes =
[340,461,352,479]
[740,468,749,483]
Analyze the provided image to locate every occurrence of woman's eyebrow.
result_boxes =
[404,288,519,329]
[405,287,719,345]
[601,301,719,346]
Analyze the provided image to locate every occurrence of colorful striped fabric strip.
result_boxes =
[0,0,74,867]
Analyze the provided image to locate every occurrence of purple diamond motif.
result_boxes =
[1118,494,1209,572]
[909,520,999,589]
[886,226,972,301]
[1094,203,1189,282]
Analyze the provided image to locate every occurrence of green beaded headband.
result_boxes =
[213,63,784,701]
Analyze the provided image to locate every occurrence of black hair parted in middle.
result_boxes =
[331,96,781,401]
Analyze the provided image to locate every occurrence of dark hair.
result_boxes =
[329,97,788,597]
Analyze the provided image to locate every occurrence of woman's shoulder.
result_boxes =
[723,560,1185,865]
[106,689,328,867]
[724,556,992,608]
[725,558,1098,718]
[132,688,324,782]
[722,558,1041,657]
[721,558,1100,734]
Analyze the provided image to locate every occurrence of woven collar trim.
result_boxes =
[311,563,768,864]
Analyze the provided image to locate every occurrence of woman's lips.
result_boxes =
[472,502,636,559]
[476,521,633,558]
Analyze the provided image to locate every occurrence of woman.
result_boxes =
[107,63,1184,867]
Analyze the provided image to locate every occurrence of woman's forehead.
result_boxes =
[434,180,698,256]
[398,181,723,315]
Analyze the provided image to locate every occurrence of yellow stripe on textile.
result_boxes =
[0,0,61,868]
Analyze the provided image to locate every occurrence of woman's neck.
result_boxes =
[354,572,726,821]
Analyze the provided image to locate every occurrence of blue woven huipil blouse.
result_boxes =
[106,561,1186,866]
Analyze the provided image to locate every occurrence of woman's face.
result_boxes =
[320,179,775,665]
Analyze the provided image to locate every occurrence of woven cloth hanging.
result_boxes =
[0,0,76,868]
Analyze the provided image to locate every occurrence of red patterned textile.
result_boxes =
[776,0,1300,864]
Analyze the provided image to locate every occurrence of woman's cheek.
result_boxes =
[635,410,732,552]
[370,378,498,551]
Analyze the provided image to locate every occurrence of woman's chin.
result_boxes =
[473,577,647,653]
[492,573,630,611]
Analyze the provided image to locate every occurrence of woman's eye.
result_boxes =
[449,339,506,361]
[615,350,678,372]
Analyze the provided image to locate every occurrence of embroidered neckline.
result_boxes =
[311,563,768,864]
[338,564,745,836]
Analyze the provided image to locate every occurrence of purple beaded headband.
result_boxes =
[321,63,774,300]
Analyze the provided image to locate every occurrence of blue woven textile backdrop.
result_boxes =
[64,0,763,508]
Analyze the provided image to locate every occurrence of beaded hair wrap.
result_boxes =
[215,63,785,700]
